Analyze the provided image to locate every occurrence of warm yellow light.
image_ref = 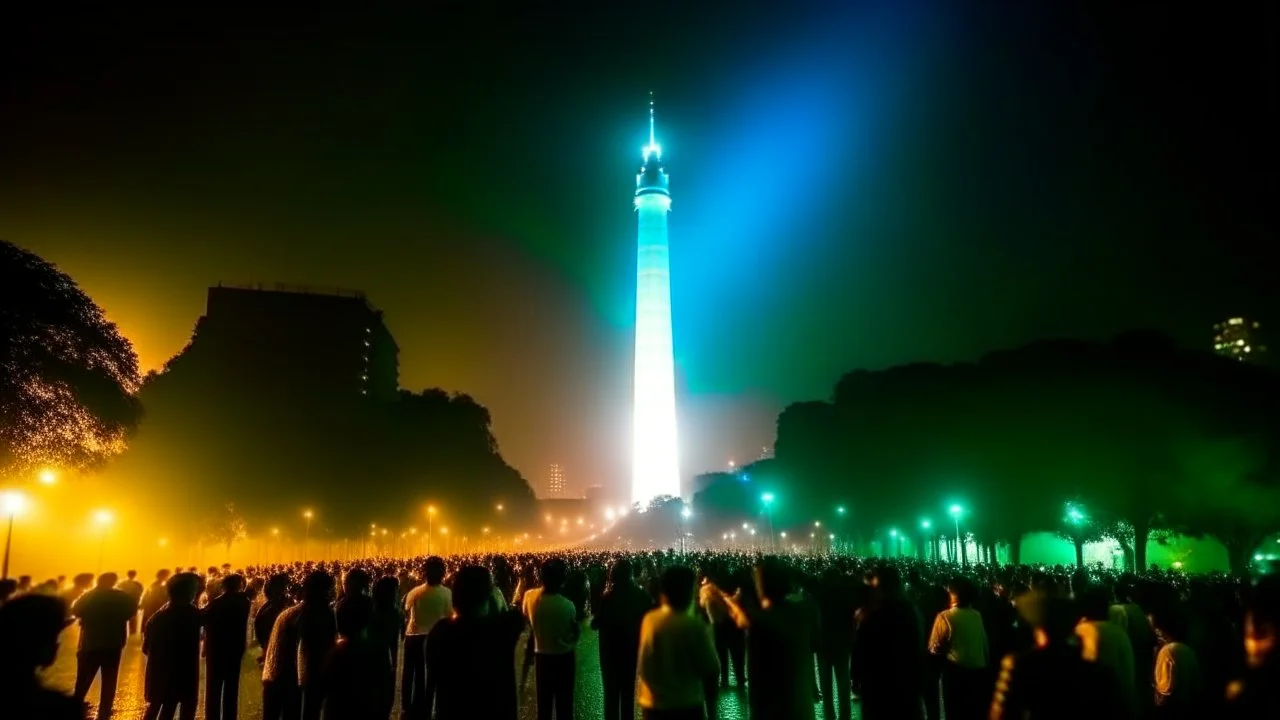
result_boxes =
[380,528,387,536]
[271,527,280,536]
[158,537,168,547]
[496,504,504,512]
[93,509,114,526]
[427,505,437,516]
[303,509,313,520]
[38,468,57,485]
[576,517,584,526]
[409,527,417,535]
[441,527,449,535]
[545,514,553,523]
[2,491,28,517]
[482,527,490,534]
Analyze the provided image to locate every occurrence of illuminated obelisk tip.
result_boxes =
[631,92,679,504]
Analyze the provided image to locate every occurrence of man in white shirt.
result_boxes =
[929,577,990,720]
[521,558,579,720]
[402,557,452,719]
[638,565,719,720]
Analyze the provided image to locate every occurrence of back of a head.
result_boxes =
[870,564,903,594]
[343,568,372,596]
[947,576,978,607]
[126,570,137,580]
[1077,585,1111,622]
[222,574,246,594]
[97,572,118,589]
[166,573,201,605]
[1247,574,1280,635]
[265,573,290,600]
[373,576,399,605]
[608,559,634,587]
[660,565,696,611]
[541,558,567,593]
[1019,592,1078,643]
[0,594,69,670]
[453,565,494,615]
[424,556,446,586]
[756,557,792,603]
[303,570,335,603]
[336,593,373,639]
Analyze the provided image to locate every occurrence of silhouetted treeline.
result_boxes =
[104,315,533,539]
[698,331,1280,575]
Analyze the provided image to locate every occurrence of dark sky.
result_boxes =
[1,3,1275,496]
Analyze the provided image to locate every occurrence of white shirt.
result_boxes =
[403,583,452,636]
[929,606,990,669]
[637,605,720,710]
[521,587,578,655]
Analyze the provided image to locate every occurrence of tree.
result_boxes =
[206,503,249,556]
[1,241,142,477]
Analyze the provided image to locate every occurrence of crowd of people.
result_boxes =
[1,550,1278,720]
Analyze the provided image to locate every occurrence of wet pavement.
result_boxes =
[46,623,851,719]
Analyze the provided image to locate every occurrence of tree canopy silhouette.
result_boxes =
[699,331,1280,574]
[1,240,141,477]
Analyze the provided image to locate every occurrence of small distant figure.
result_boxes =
[0,594,84,719]
[118,570,145,635]
[204,574,251,720]
[142,573,203,720]
[71,572,137,717]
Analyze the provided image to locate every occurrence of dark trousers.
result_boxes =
[818,645,854,720]
[205,657,242,720]
[402,634,431,716]
[262,681,301,720]
[712,620,745,686]
[301,683,325,720]
[642,708,705,720]
[535,651,576,720]
[142,696,197,720]
[74,647,124,714]
[941,664,989,720]
[600,655,637,720]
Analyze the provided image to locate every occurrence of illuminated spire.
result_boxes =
[645,91,661,159]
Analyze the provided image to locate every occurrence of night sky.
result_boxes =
[1,4,1275,496]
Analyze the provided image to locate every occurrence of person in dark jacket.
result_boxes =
[142,573,203,720]
[853,565,927,720]
[591,558,655,720]
[71,572,137,717]
[323,594,393,720]
[203,574,251,720]
[370,576,404,720]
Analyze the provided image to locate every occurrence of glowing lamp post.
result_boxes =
[920,519,933,561]
[835,505,847,553]
[38,468,57,486]
[761,493,776,551]
[680,506,692,555]
[93,509,114,573]
[426,506,437,555]
[1066,503,1087,568]
[2,491,29,579]
[949,504,966,566]
[302,509,314,561]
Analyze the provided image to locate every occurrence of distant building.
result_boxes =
[542,463,567,499]
[202,283,399,400]
[1213,317,1266,363]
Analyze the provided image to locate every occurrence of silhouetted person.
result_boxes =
[140,569,171,634]
[402,557,450,718]
[816,567,858,720]
[119,570,144,635]
[592,558,655,720]
[427,565,526,720]
[637,565,720,720]
[71,572,136,717]
[990,593,1127,720]
[853,565,926,720]
[264,570,336,720]
[142,573,203,720]
[1148,603,1200,719]
[370,576,404,720]
[718,557,821,720]
[323,592,392,720]
[699,569,745,688]
[1077,585,1138,716]
[0,594,85,719]
[522,558,579,720]
[204,573,251,720]
[1225,574,1280,718]
[254,574,293,660]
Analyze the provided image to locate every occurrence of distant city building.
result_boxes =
[543,463,567,499]
[1213,317,1266,363]
[202,283,399,400]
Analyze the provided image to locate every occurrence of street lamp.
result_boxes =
[302,509,314,561]
[889,528,900,557]
[2,491,29,579]
[38,468,57,486]
[426,505,437,555]
[761,493,776,551]
[93,509,114,573]
[921,519,933,561]
[680,506,692,555]
[949,504,965,565]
